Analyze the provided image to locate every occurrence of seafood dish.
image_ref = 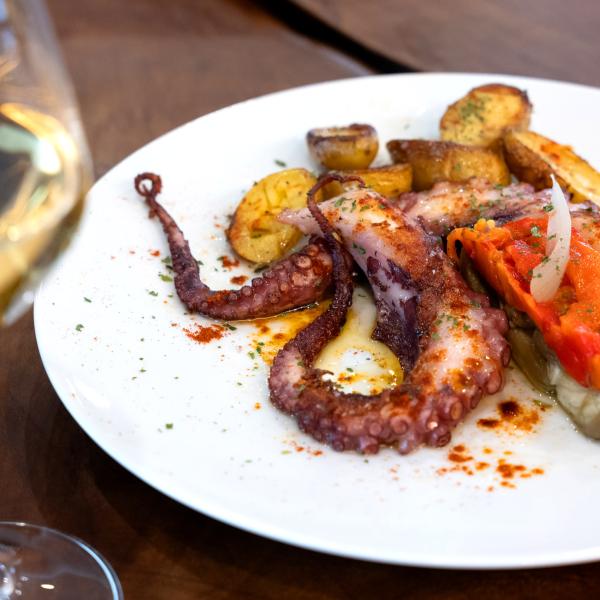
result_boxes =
[133,83,600,455]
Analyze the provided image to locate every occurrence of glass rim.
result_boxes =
[0,521,123,600]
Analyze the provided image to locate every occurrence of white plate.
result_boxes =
[35,73,600,569]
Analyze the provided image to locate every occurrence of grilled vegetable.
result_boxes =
[504,130,600,204]
[548,356,600,438]
[307,124,378,170]
[440,83,532,147]
[227,168,317,263]
[448,217,600,389]
[387,139,510,191]
[458,249,489,295]
[506,328,554,395]
[322,163,412,199]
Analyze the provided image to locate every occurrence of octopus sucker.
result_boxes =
[269,176,510,455]
[134,173,336,320]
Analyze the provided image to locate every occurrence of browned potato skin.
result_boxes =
[322,163,412,199]
[503,131,553,189]
[227,168,317,264]
[504,130,600,204]
[307,124,378,170]
[387,139,510,191]
[440,84,532,147]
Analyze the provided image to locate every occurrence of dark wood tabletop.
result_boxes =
[3,1,600,598]
[290,0,600,87]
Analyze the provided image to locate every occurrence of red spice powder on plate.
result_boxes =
[183,323,225,343]
[218,255,240,270]
[230,275,248,285]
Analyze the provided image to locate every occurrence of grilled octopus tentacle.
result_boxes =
[134,172,335,320]
[270,182,510,454]
[269,174,360,425]
[280,178,556,238]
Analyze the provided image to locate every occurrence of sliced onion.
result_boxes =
[530,175,571,302]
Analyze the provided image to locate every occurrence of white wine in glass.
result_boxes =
[0,0,91,325]
[0,1,122,598]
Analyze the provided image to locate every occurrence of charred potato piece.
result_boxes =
[227,168,317,263]
[440,83,532,147]
[307,124,378,170]
[322,163,412,199]
[387,139,510,191]
[504,130,600,204]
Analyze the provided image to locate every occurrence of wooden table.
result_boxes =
[290,0,600,87]
[2,1,600,597]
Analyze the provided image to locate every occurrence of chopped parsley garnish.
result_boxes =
[530,225,542,238]
[224,323,237,331]
[83,297,92,303]
[161,256,172,265]
[543,204,554,212]
[165,423,173,430]
[148,290,158,296]
[274,159,287,167]
[159,273,173,282]
[75,324,84,332]
[352,242,366,255]
[459,97,487,121]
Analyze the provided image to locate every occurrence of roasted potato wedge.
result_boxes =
[307,124,378,170]
[322,163,412,199]
[504,130,600,204]
[440,83,532,147]
[387,139,510,191]
[227,168,317,263]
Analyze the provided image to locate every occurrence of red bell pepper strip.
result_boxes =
[448,217,600,388]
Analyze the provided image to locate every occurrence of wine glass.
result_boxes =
[0,1,122,598]
[0,0,92,325]
[0,523,122,599]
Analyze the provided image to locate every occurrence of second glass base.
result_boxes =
[0,522,122,599]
